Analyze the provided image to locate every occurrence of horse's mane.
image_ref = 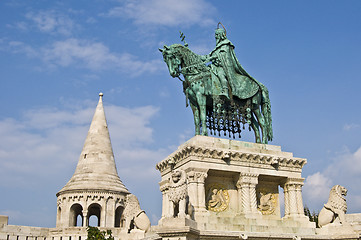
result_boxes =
[171,44,203,66]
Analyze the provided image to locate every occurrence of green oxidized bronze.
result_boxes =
[160,25,273,144]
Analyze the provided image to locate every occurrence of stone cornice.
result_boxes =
[56,189,128,197]
[156,145,306,172]
[156,226,200,238]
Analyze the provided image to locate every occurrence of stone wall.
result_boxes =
[0,216,49,240]
[0,215,147,240]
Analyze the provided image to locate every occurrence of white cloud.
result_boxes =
[303,146,361,213]
[178,129,193,145]
[304,172,332,202]
[6,21,28,31]
[107,105,160,146]
[107,0,216,27]
[0,101,161,188]
[86,17,97,24]
[42,38,119,69]
[343,123,360,131]
[5,39,163,75]
[0,99,166,226]
[25,10,76,36]
[8,41,37,58]
[191,43,213,55]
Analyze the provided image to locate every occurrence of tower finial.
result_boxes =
[99,92,103,97]
[58,92,128,195]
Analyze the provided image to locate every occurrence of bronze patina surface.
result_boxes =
[160,25,273,144]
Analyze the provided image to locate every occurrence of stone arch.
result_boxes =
[87,203,102,227]
[114,206,124,227]
[69,203,83,227]
[57,206,62,226]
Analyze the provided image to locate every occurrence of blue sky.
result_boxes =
[1,0,361,227]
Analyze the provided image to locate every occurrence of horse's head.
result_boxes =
[159,44,182,78]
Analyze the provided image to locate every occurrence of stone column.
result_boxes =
[186,171,199,210]
[250,181,258,214]
[105,197,115,227]
[82,210,88,227]
[237,173,259,215]
[235,179,242,213]
[64,202,72,227]
[196,171,208,211]
[283,178,306,219]
[56,198,63,228]
[159,180,169,218]
[185,169,208,212]
[282,185,290,217]
[100,199,106,227]
[295,183,304,215]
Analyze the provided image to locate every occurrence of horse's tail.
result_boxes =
[259,84,273,142]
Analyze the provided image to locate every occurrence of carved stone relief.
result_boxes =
[257,187,277,215]
[206,183,229,212]
[258,191,276,215]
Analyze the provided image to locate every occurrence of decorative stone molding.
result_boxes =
[195,172,208,183]
[159,179,169,192]
[156,145,306,172]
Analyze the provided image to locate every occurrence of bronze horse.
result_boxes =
[160,44,273,144]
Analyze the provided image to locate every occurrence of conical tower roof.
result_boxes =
[58,93,128,195]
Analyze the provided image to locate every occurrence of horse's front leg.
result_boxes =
[187,89,201,135]
[196,91,207,136]
[190,102,200,135]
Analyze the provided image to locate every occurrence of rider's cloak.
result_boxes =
[209,38,261,100]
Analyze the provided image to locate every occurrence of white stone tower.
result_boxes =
[56,93,129,228]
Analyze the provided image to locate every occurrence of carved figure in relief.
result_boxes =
[208,189,225,208]
[206,183,229,212]
[318,185,348,228]
[168,170,190,218]
[123,194,151,232]
[258,192,276,215]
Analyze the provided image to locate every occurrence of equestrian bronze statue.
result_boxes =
[160,26,273,144]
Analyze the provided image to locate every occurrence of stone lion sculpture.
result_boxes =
[168,169,190,218]
[123,193,151,232]
[318,185,348,228]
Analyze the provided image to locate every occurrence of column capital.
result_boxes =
[185,168,208,183]
[159,179,169,192]
[284,178,304,188]
[237,172,259,187]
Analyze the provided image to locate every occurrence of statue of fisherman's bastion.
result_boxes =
[1,26,361,240]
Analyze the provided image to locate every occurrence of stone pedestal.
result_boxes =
[155,136,316,237]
